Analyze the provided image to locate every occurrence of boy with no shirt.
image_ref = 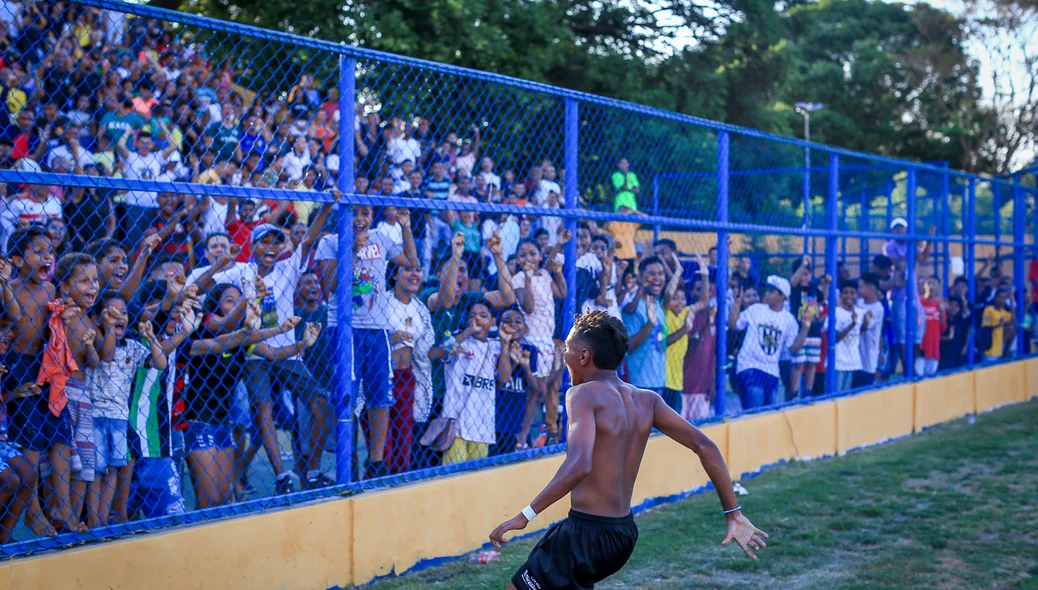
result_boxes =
[491,310,767,590]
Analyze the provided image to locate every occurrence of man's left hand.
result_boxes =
[489,514,530,548]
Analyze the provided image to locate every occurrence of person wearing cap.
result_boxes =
[223,205,334,492]
[727,276,815,410]
[882,218,935,376]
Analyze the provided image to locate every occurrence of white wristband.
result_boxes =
[521,504,537,522]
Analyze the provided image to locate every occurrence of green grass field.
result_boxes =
[368,400,1038,590]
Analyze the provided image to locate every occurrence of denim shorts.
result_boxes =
[94,417,130,471]
[349,329,394,409]
[184,421,233,453]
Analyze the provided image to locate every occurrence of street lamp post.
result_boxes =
[796,102,824,257]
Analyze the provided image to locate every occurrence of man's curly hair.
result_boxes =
[571,310,629,370]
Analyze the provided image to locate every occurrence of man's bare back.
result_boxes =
[491,310,768,590]
[566,377,655,519]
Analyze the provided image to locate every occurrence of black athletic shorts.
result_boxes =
[512,509,638,590]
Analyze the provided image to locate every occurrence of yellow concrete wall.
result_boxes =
[3,360,1032,589]
[1025,358,1038,400]
[914,372,975,431]
[975,362,1026,412]
[0,497,354,590]
[351,454,569,583]
[781,402,838,460]
[835,383,914,454]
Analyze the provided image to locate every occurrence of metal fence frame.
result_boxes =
[0,0,1034,560]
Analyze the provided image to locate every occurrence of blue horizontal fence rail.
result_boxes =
[0,0,1031,561]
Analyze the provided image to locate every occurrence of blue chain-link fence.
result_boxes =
[0,0,1032,560]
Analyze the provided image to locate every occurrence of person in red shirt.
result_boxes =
[916,276,945,377]
[226,199,262,262]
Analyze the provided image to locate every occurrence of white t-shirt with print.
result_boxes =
[856,299,885,374]
[824,305,864,372]
[511,269,556,339]
[386,296,427,352]
[735,303,800,378]
[91,340,150,420]
[211,251,306,358]
[444,337,500,445]
[123,151,166,207]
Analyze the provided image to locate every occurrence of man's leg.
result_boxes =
[244,360,291,490]
[358,329,394,478]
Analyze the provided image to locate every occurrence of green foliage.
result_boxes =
[177,0,1011,174]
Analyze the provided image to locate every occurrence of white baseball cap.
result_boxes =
[765,275,791,298]
[890,217,908,230]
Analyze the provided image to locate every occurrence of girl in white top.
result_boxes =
[511,239,567,378]
[385,261,434,472]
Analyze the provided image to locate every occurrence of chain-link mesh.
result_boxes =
[0,0,1030,559]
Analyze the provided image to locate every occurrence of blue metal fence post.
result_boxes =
[905,169,918,379]
[966,178,977,368]
[839,193,847,265]
[335,56,356,484]
[1014,178,1026,354]
[859,189,869,275]
[825,154,839,395]
[715,132,729,417]
[941,172,950,296]
[886,180,894,230]
[563,99,579,336]
[651,177,660,242]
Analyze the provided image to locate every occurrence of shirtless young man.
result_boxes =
[490,310,768,590]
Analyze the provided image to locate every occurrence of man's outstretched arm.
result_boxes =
[651,394,770,560]
[489,386,596,547]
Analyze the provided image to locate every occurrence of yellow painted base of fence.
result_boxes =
[2,360,1036,590]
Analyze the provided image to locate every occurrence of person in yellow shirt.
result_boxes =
[981,287,1015,362]
[663,288,696,414]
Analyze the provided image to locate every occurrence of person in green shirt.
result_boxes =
[206,103,242,163]
[611,157,640,213]
[101,99,145,144]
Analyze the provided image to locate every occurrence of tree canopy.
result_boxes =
[176,0,1034,174]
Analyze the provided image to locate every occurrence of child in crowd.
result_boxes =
[681,265,715,422]
[788,257,826,399]
[916,276,944,377]
[663,288,696,416]
[981,287,1014,362]
[438,302,507,464]
[940,296,970,370]
[826,281,868,391]
[315,203,417,480]
[91,294,168,526]
[855,272,886,387]
[46,250,103,534]
[576,234,624,319]
[496,309,540,455]
[512,238,566,437]
[0,306,38,543]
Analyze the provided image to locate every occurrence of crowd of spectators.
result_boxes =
[0,1,1025,544]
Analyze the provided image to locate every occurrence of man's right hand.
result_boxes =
[721,512,769,561]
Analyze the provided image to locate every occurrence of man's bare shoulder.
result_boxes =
[567,380,661,405]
